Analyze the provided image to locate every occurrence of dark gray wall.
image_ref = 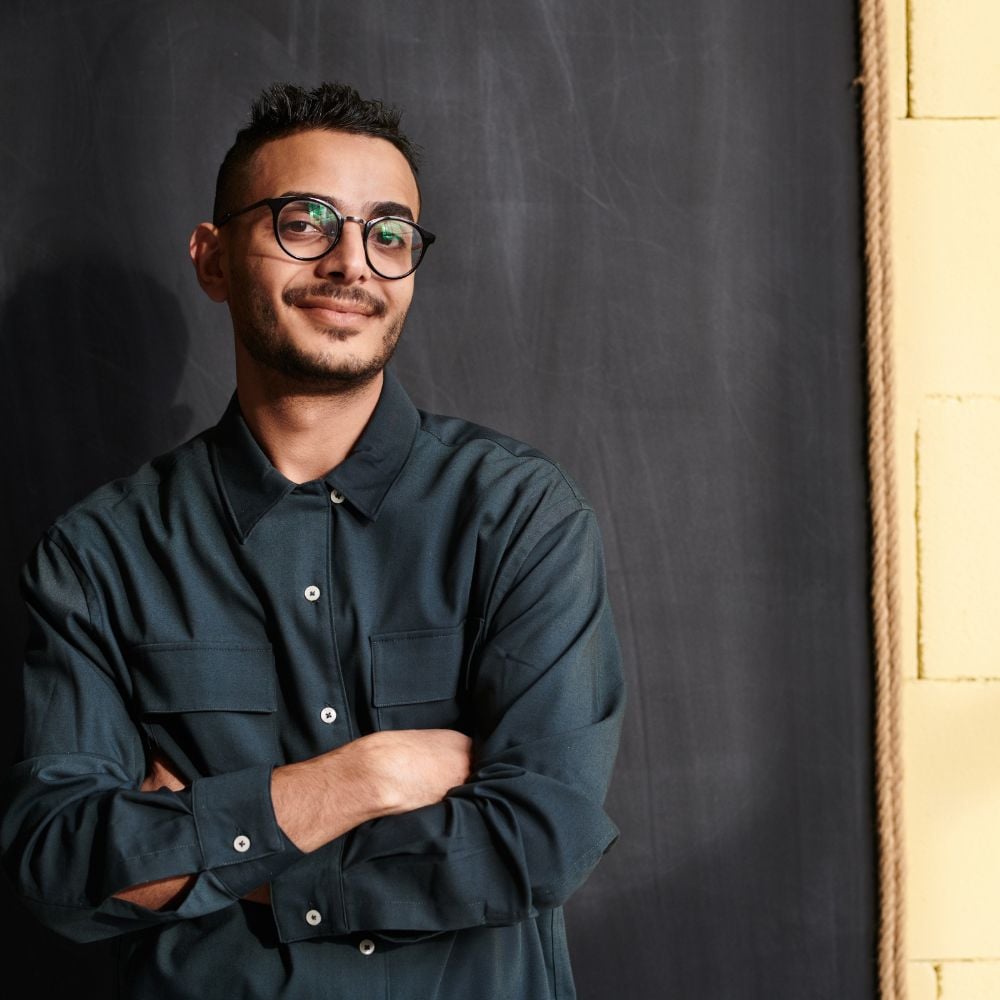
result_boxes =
[0,2,875,997]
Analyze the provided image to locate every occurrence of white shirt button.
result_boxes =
[359,938,375,955]
[305,909,322,926]
[320,706,337,724]
[304,585,321,602]
[233,835,251,853]
[330,489,345,504]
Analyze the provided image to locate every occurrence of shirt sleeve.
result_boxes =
[0,530,303,943]
[268,502,626,944]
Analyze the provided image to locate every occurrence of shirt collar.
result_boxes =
[210,368,420,541]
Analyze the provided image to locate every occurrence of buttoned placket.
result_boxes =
[316,484,350,749]
[272,481,356,937]
[288,483,353,757]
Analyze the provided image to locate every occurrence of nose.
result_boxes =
[316,218,370,282]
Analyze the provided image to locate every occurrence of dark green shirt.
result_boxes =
[1,370,624,999]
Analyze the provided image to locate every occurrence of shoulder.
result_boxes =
[414,409,590,517]
[41,429,213,550]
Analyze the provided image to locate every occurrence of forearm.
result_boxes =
[55,708,399,913]
[111,748,380,910]
[273,727,473,851]
[270,744,386,853]
[266,702,624,941]
[112,729,471,910]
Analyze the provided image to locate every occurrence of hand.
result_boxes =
[243,883,271,905]
[115,755,191,908]
[355,729,474,815]
[137,751,270,905]
[140,752,186,792]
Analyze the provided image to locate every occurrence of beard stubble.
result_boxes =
[236,282,406,394]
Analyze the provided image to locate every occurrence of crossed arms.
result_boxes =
[119,728,472,909]
[1,506,624,943]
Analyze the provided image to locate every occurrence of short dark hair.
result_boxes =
[213,82,421,224]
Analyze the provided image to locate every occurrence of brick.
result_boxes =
[890,118,1000,682]
[908,961,939,1000]
[917,398,1000,678]
[941,961,1000,998]
[904,680,1000,957]
[910,0,1000,117]
[892,120,1000,399]
[891,119,1000,682]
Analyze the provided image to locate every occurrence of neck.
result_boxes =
[235,356,384,484]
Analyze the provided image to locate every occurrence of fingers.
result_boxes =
[366,729,474,811]
[242,883,271,905]
[140,752,187,792]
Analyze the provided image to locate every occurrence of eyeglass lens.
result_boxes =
[275,199,424,277]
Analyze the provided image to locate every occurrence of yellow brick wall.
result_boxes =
[889,2,1000,997]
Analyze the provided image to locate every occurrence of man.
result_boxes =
[1,83,624,999]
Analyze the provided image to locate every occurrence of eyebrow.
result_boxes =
[279,192,416,221]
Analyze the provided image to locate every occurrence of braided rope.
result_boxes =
[857,1,905,997]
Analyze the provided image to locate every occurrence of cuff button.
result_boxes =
[233,835,251,853]
[306,909,322,926]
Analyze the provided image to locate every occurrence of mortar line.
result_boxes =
[915,957,1000,963]
[914,424,925,679]
[910,115,1000,121]
[905,0,914,118]
[926,393,1000,402]
[914,677,1000,683]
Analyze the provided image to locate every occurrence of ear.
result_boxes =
[189,223,229,303]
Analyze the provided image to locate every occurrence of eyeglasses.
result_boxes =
[216,195,436,279]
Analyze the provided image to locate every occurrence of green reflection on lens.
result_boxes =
[308,202,336,227]
[372,221,409,248]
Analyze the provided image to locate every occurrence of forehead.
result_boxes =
[247,129,419,213]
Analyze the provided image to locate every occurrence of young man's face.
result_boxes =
[215,129,421,391]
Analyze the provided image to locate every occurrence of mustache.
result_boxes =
[282,284,387,318]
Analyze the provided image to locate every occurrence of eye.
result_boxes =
[277,201,338,242]
[283,218,320,234]
[370,219,414,251]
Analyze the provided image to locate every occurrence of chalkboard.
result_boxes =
[0,2,875,997]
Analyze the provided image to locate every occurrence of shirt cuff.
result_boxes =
[269,836,348,942]
[190,764,303,897]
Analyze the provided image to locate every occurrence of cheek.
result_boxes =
[387,279,415,314]
[230,259,286,308]
[227,263,280,329]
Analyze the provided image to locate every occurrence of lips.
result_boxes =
[298,299,374,318]
[283,285,387,319]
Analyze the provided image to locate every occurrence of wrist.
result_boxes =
[320,737,397,820]
[269,738,392,853]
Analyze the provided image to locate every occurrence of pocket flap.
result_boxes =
[371,623,467,707]
[129,642,277,713]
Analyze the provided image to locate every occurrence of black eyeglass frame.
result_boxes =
[215,195,436,279]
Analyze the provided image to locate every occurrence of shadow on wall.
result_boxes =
[0,258,191,999]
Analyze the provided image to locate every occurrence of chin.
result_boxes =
[272,335,401,390]
[236,304,405,392]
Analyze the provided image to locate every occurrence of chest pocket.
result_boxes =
[370,621,481,732]
[129,642,278,781]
